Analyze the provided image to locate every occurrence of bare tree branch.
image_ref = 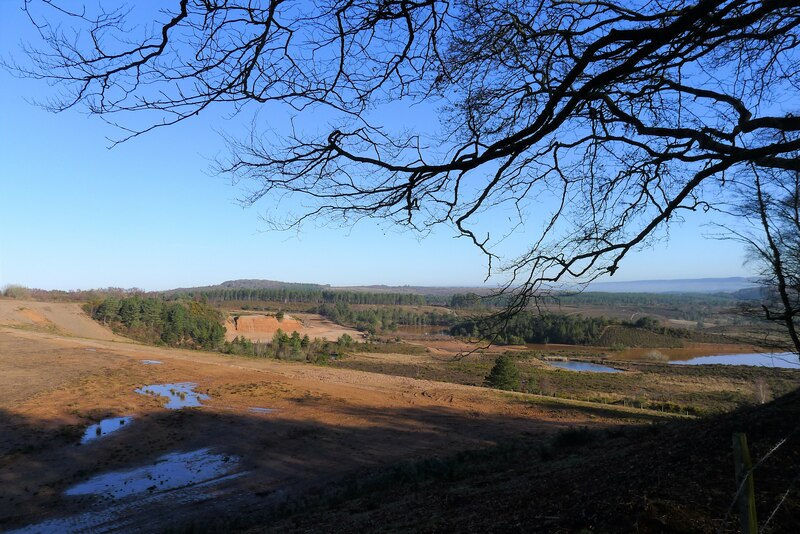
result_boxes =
[8,0,800,321]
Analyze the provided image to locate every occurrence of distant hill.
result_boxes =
[162,279,330,294]
[585,276,760,294]
[161,279,495,297]
[160,277,762,298]
[333,285,495,296]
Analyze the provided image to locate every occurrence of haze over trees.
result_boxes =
[12,0,800,352]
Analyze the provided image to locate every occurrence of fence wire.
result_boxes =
[718,425,800,533]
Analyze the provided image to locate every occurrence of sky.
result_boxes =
[0,2,754,292]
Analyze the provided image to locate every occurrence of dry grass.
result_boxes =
[2,298,797,532]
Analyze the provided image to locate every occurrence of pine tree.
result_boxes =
[484,355,520,391]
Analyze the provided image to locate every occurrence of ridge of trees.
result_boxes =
[164,288,427,306]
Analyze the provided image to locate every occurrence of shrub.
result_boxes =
[2,285,31,299]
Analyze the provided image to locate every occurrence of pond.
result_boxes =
[670,352,800,369]
[81,416,134,444]
[549,361,622,373]
[135,383,210,409]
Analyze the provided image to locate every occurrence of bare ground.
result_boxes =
[224,312,363,342]
[0,299,128,341]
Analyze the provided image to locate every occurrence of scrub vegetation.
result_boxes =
[222,330,355,364]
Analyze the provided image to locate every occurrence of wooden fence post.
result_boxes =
[732,432,758,534]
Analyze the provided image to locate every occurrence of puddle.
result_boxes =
[135,383,209,409]
[141,359,162,365]
[549,361,622,373]
[248,407,276,414]
[65,448,238,500]
[670,352,800,369]
[81,416,134,444]
[9,450,244,534]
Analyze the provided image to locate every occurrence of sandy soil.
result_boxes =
[0,299,127,341]
[224,312,363,342]
[0,307,670,532]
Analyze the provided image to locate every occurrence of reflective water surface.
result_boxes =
[670,352,800,369]
[135,383,209,409]
[549,361,622,373]
[248,407,275,414]
[81,416,134,444]
[65,448,238,499]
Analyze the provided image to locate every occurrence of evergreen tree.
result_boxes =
[484,355,520,391]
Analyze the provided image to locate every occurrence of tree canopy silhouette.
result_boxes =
[13,0,800,313]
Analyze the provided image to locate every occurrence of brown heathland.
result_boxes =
[3,298,796,532]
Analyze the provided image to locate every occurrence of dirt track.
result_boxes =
[0,300,669,532]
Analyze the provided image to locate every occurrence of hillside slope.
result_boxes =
[0,299,126,341]
[261,389,800,533]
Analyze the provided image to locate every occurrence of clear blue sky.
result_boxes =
[0,2,753,291]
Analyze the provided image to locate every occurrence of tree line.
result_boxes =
[450,313,611,346]
[165,288,426,306]
[315,302,455,334]
[88,295,225,349]
[446,291,755,323]
[450,313,702,347]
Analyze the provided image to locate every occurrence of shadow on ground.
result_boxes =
[0,398,588,532]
